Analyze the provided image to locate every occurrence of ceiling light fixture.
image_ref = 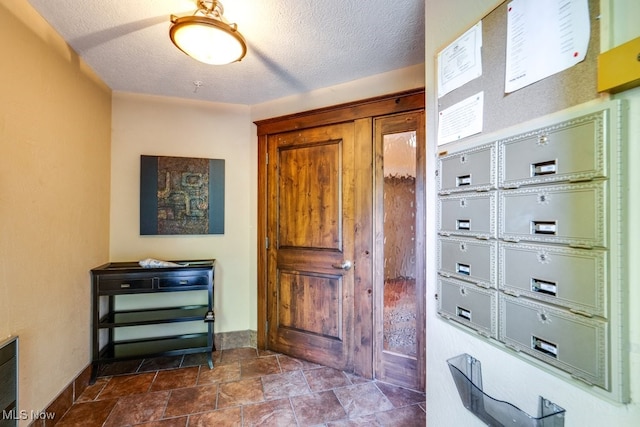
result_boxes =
[170,0,247,65]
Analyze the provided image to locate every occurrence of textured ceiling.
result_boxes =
[27,0,425,105]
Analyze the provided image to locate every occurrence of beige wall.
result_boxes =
[425,1,640,426]
[0,0,111,421]
[110,93,254,334]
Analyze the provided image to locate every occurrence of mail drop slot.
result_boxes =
[499,242,606,316]
[499,111,606,187]
[531,160,557,176]
[439,192,496,238]
[438,277,497,338]
[438,237,496,288]
[499,182,605,247]
[457,220,471,230]
[531,278,557,296]
[499,295,607,389]
[439,143,496,193]
[457,263,471,275]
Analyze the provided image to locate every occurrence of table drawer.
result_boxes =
[499,110,606,188]
[499,294,607,389]
[438,277,497,338]
[499,182,606,247]
[158,274,210,289]
[499,242,606,317]
[438,237,496,288]
[98,277,153,292]
[439,192,496,239]
[438,143,496,194]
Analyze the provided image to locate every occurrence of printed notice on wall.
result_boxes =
[437,22,483,98]
[505,0,590,93]
[437,92,484,145]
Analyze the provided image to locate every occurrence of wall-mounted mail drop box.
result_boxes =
[499,242,606,317]
[499,294,608,389]
[438,277,498,339]
[499,110,607,188]
[438,143,497,194]
[499,182,606,248]
[438,237,496,288]
[439,192,496,239]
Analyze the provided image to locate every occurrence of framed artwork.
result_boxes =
[140,155,225,235]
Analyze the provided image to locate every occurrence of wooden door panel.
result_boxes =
[278,142,341,250]
[267,122,354,370]
[277,270,342,339]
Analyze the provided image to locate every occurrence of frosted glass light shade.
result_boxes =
[170,16,246,65]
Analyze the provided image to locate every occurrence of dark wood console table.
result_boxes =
[90,260,215,383]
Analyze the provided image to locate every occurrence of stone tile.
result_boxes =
[333,383,394,419]
[151,366,199,391]
[262,370,311,400]
[187,407,242,427]
[257,349,279,357]
[327,414,383,427]
[291,391,347,425]
[220,347,258,362]
[303,367,351,392]
[217,377,265,408]
[103,390,170,426]
[243,398,298,426]
[182,351,217,367]
[197,361,241,385]
[278,354,322,372]
[375,382,425,408]
[139,355,184,372]
[97,359,143,377]
[164,384,219,417]
[76,377,109,402]
[240,356,281,378]
[55,399,118,427]
[97,372,156,399]
[135,417,188,427]
[374,404,426,427]
[345,373,374,385]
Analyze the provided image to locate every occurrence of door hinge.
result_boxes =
[265,320,269,331]
[266,153,269,164]
[265,237,269,249]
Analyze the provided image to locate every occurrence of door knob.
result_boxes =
[332,260,352,270]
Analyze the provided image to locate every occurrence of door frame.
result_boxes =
[255,89,425,378]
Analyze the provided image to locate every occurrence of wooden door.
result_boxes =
[374,111,425,391]
[266,122,356,370]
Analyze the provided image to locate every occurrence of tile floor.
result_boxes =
[56,348,426,426]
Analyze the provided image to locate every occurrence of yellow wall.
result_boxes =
[0,0,111,421]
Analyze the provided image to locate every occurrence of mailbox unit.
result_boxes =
[436,100,628,403]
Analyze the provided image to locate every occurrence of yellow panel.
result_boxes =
[597,36,640,93]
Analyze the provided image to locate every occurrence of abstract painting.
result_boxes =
[140,155,225,235]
